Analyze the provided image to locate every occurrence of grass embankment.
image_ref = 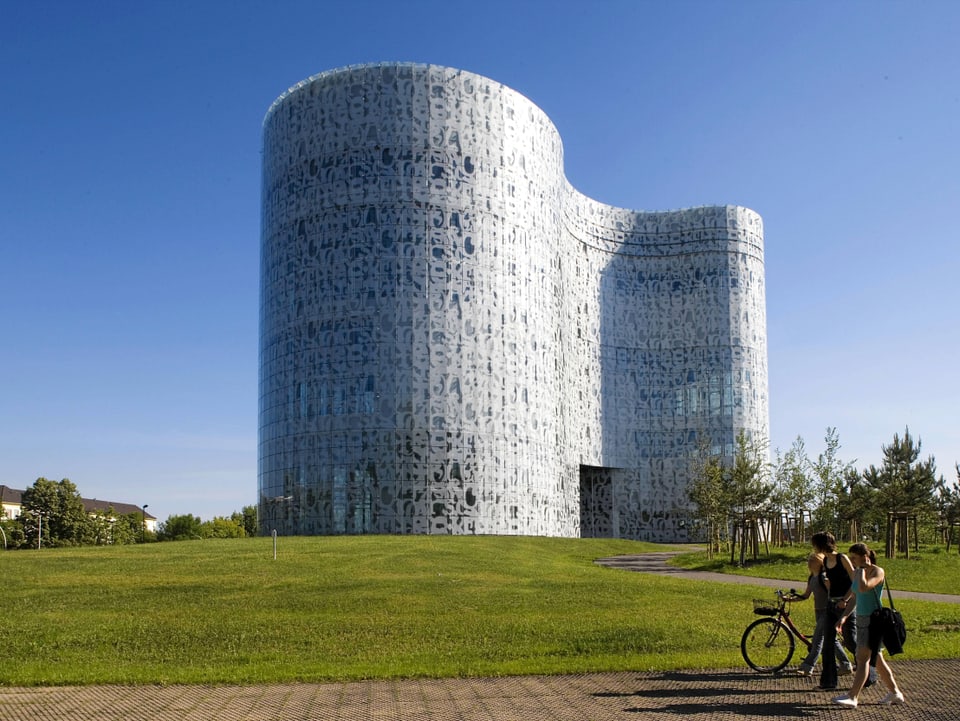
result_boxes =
[4,536,958,686]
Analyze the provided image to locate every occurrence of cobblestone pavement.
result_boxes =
[2,660,958,721]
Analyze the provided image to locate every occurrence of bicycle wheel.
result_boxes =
[741,617,796,673]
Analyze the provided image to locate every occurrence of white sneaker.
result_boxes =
[880,691,905,705]
[838,666,853,676]
[796,666,814,677]
[832,694,858,708]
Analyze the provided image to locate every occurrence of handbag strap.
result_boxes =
[884,579,896,610]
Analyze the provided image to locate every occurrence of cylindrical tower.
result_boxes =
[259,64,577,535]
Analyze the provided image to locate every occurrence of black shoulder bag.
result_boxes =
[869,582,907,655]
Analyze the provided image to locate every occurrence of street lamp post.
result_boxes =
[142,504,149,543]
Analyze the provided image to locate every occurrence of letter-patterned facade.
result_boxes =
[259,63,768,541]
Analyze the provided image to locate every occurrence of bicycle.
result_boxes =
[741,589,812,673]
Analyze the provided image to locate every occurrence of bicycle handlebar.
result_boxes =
[775,588,803,603]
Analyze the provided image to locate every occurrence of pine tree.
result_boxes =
[865,427,938,515]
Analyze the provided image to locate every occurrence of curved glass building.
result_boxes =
[259,63,768,541]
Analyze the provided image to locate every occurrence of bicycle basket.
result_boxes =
[752,598,778,616]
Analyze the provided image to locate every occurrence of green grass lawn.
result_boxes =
[670,543,960,595]
[3,536,958,686]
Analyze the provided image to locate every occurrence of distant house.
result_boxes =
[82,498,158,533]
[1,486,23,521]
[0,485,156,532]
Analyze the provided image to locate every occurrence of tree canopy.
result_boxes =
[686,430,772,561]
[21,478,91,547]
[687,425,954,554]
[2,478,256,550]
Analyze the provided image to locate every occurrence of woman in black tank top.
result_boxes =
[824,549,853,599]
[811,532,855,689]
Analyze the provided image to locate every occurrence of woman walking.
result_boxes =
[832,543,905,708]
[810,531,854,689]
[788,551,853,677]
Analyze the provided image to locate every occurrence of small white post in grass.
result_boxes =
[272,529,277,560]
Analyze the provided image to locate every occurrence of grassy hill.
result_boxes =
[3,536,957,685]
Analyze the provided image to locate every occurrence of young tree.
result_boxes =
[949,465,960,523]
[837,467,877,541]
[937,463,960,549]
[773,436,815,543]
[687,441,728,559]
[933,465,960,545]
[729,430,774,566]
[810,427,855,535]
[687,430,772,564]
[864,427,938,520]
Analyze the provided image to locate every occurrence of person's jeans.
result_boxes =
[801,608,850,671]
[820,600,844,687]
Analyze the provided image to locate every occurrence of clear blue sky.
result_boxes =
[2,0,957,522]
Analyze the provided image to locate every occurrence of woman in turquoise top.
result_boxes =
[832,543,905,708]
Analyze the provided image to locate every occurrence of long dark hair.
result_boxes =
[849,542,877,564]
[811,531,837,553]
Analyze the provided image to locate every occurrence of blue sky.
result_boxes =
[2,0,957,522]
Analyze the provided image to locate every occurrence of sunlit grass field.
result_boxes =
[3,536,958,686]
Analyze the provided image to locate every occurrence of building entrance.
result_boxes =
[579,465,616,538]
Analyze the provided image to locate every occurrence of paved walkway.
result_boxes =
[3,552,958,720]
[593,551,960,604]
[3,661,959,720]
